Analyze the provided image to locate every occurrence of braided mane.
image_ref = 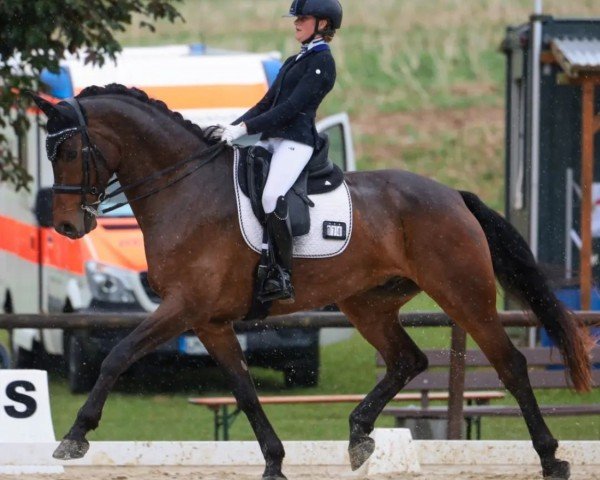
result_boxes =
[77,83,208,141]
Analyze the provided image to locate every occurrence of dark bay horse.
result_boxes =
[31,84,593,480]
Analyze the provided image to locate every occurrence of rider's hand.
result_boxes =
[219,123,247,146]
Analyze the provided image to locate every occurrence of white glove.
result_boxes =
[219,123,247,146]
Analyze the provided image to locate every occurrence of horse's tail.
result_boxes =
[459,190,594,392]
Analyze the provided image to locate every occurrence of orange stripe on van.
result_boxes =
[0,215,39,264]
[41,228,87,275]
[89,218,148,272]
[74,84,268,110]
[0,215,86,274]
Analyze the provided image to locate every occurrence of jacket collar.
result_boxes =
[294,43,330,63]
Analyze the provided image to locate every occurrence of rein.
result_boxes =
[101,141,225,213]
[55,98,226,215]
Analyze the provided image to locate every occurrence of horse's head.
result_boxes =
[31,94,114,239]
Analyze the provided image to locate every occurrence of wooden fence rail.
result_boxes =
[1,310,599,330]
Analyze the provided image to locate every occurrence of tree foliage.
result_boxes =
[0,0,183,190]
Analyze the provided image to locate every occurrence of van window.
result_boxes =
[101,181,134,217]
[321,123,346,171]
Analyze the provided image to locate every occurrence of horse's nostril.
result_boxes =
[58,222,78,238]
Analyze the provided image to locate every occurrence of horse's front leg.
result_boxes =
[195,322,286,480]
[53,299,190,460]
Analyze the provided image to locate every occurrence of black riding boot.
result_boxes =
[258,196,295,303]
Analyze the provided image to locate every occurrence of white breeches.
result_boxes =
[256,138,314,214]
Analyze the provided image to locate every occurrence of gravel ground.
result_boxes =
[6,464,600,480]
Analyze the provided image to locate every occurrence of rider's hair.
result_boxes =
[319,18,336,42]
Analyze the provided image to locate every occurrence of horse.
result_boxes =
[31,84,593,480]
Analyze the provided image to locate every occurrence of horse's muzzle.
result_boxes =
[55,215,96,239]
[56,221,85,239]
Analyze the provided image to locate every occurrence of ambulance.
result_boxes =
[0,44,355,392]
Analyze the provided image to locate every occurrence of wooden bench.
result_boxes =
[188,391,505,440]
[380,346,600,439]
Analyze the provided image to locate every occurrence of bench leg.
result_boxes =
[466,416,472,440]
[214,405,241,441]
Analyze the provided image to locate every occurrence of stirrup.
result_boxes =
[257,267,295,303]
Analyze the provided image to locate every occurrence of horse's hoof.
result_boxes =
[348,436,375,471]
[542,459,570,479]
[262,476,287,480]
[53,438,90,460]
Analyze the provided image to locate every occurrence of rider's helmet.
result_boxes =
[285,0,343,39]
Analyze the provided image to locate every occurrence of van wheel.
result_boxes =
[284,358,319,388]
[11,341,40,369]
[67,335,99,394]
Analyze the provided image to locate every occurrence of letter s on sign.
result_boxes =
[4,381,37,419]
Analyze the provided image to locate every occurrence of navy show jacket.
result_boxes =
[234,44,336,148]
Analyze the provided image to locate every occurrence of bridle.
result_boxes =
[49,98,227,217]
[50,98,109,219]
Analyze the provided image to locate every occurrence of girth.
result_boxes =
[237,134,344,236]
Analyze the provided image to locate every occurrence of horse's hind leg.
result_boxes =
[459,315,567,478]
[194,323,286,480]
[337,281,426,470]
[419,256,569,479]
[53,299,190,460]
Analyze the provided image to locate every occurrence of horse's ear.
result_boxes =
[27,92,59,118]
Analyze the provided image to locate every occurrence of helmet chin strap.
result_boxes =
[302,19,323,44]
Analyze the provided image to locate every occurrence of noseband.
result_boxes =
[50,97,108,218]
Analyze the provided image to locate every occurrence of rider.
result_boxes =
[215,0,343,303]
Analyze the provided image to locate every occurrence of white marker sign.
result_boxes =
[0,370,56,442]
[0,370,62,474]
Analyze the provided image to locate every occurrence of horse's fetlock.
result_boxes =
[535,437,559,459]
[263,440,285,463]
[76,406,100,431]
[349,413,372,437]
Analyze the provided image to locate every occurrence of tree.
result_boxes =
[0,0,183,190]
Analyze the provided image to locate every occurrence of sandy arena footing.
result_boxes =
[4,465,600,480]
[1,430,599,480]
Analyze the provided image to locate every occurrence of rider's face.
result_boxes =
[294,15,316,43]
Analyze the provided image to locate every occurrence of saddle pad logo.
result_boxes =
[323,221,347,240]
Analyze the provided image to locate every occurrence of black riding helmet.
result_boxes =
[285,0,343,39]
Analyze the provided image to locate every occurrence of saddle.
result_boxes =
[237,134,344,236]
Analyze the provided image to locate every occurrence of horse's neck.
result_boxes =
[93,99,228,235]
[120,144,232,236]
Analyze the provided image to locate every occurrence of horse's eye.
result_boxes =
[66,150,78,161]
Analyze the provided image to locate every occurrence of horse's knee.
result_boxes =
[99,341,134,379]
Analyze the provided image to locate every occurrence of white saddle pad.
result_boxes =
[233,148,353,259]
